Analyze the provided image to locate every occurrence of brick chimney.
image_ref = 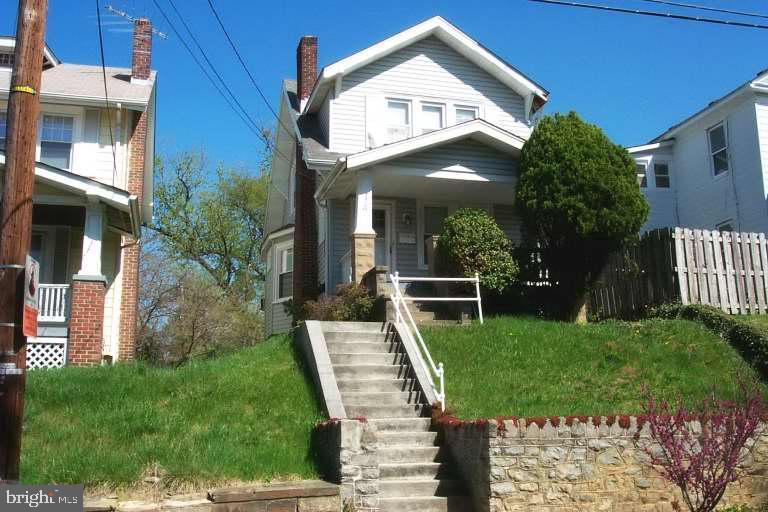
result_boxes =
[296,36,317,110]
[131,18,152,83]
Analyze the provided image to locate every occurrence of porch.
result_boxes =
[320,119,525,292]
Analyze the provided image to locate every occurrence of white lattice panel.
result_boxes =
[27,339,67,369]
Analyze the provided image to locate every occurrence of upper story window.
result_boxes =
[654,163,670,188]
[636,163,647,188]
[0,112,6,150]
[40,114,74,169]
[707,122,729,176]
[455,106,478,124]
[275,245,293,301]
[421,103,444,134]
[386,99,411,143]
[0,53,13,68]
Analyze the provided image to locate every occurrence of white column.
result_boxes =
[353,170,375,235]
[79,200,104,277]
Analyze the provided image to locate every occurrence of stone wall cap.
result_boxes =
[208,480,339,503]
[72,273,108,284]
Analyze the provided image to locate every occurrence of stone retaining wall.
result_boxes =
[313,418,380,509]
[85,480,340,512]
[441,416,768,512]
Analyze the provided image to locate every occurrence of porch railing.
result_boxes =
[388,272,484,411]
[38,284,70,323]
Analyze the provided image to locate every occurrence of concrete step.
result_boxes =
[379,478,465,497]
[378,446,445,464]
[326,341,401,354]
[377,431,439,447]
[323,330,388,343]
[379,462,446,479]
[320,321,388,332]
[368,417,432,432]
[332,364,411,380]
[378,496,473,512]
[345,404,425,418]
[330,352,407,365]
[341,391,421,406]
[336,378,416,393]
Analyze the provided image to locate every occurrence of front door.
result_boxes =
[372,205,392,269]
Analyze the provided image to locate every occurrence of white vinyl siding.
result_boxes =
[390,139,517,178]
[263,232,294,337]
[757,101,768,200]
[331,36,529,153]
[328,199,351,292]
[318,93,331,143]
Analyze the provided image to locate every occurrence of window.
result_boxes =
[708,123,729,176]
[636,164,647,188]
[276,246,293,301]
[455,106,478,124]
[40,115,74,169]
[386,99,411,142]
[654,163,670,188]
[421,104,444,134]
[422,206,449,266]
[0,53,13,68]
[0,111,6,151]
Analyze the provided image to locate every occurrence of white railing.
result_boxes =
[389,272,484,411]
[340,250,352,284]
[38,284,70,323]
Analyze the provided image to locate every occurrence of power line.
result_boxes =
[148,0,263,142]
[638,0,768,20]
[156,0,294,167]
[529,0,768,30]
[95,0,118,182]
[204,0,294,142]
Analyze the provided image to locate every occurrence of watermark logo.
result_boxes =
[0,485,83,512]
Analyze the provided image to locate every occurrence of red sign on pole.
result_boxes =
[23,254,39,338]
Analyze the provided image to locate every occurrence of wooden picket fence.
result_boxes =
[590,227,768,319]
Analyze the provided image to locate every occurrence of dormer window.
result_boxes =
[386,99,411,143]
[0,53,13,68]
[455,106,478,124]
[421,103,444,134]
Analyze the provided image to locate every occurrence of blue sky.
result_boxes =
[4,0,766,171]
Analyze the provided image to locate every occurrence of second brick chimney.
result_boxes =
[296,36,317,110]
[131,18,152,83]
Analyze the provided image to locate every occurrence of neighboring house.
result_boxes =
[262,16,549,336]
[630,68,768,233]
[0,19,157,367]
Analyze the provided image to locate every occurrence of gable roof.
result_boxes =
[650,67,768,143]
[316,118,524,199]
[303,16,548,115]
[0,36,59,68]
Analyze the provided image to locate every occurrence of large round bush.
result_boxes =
[516,112,649,320]
[435,208,518,293]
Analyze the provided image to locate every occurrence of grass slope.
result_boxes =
[22,335,322,487]
[423,316,763,419]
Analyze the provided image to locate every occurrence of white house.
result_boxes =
[0,19,157,367]
[261,17,548,336]
[630,68,768,233]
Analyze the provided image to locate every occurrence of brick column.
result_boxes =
[117,108,147,362]
[293,144,318,306]
[67,277,106,366]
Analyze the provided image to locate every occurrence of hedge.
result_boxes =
[653,303,768,379]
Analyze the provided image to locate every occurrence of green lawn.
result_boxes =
[423,316,764,419]
[22,334,322,488]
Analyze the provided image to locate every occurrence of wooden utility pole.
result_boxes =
[0,0,48,482]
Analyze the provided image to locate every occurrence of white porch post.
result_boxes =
[351,170,376,283]
[353,170,375,235]
[78,199,105,278]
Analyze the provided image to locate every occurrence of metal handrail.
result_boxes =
[388,271,484,411]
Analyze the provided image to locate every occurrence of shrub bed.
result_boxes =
[653,303,768,379]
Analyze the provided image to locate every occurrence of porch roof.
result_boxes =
[315,119,525,200]
[0,151,140,237]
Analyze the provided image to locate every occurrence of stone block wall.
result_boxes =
[441,416,768,512]
[313,419,381,509]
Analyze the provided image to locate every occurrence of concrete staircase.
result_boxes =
[324,322,472,512]
[384,281,471,326]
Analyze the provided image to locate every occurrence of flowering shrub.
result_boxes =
[643,386,765,512]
